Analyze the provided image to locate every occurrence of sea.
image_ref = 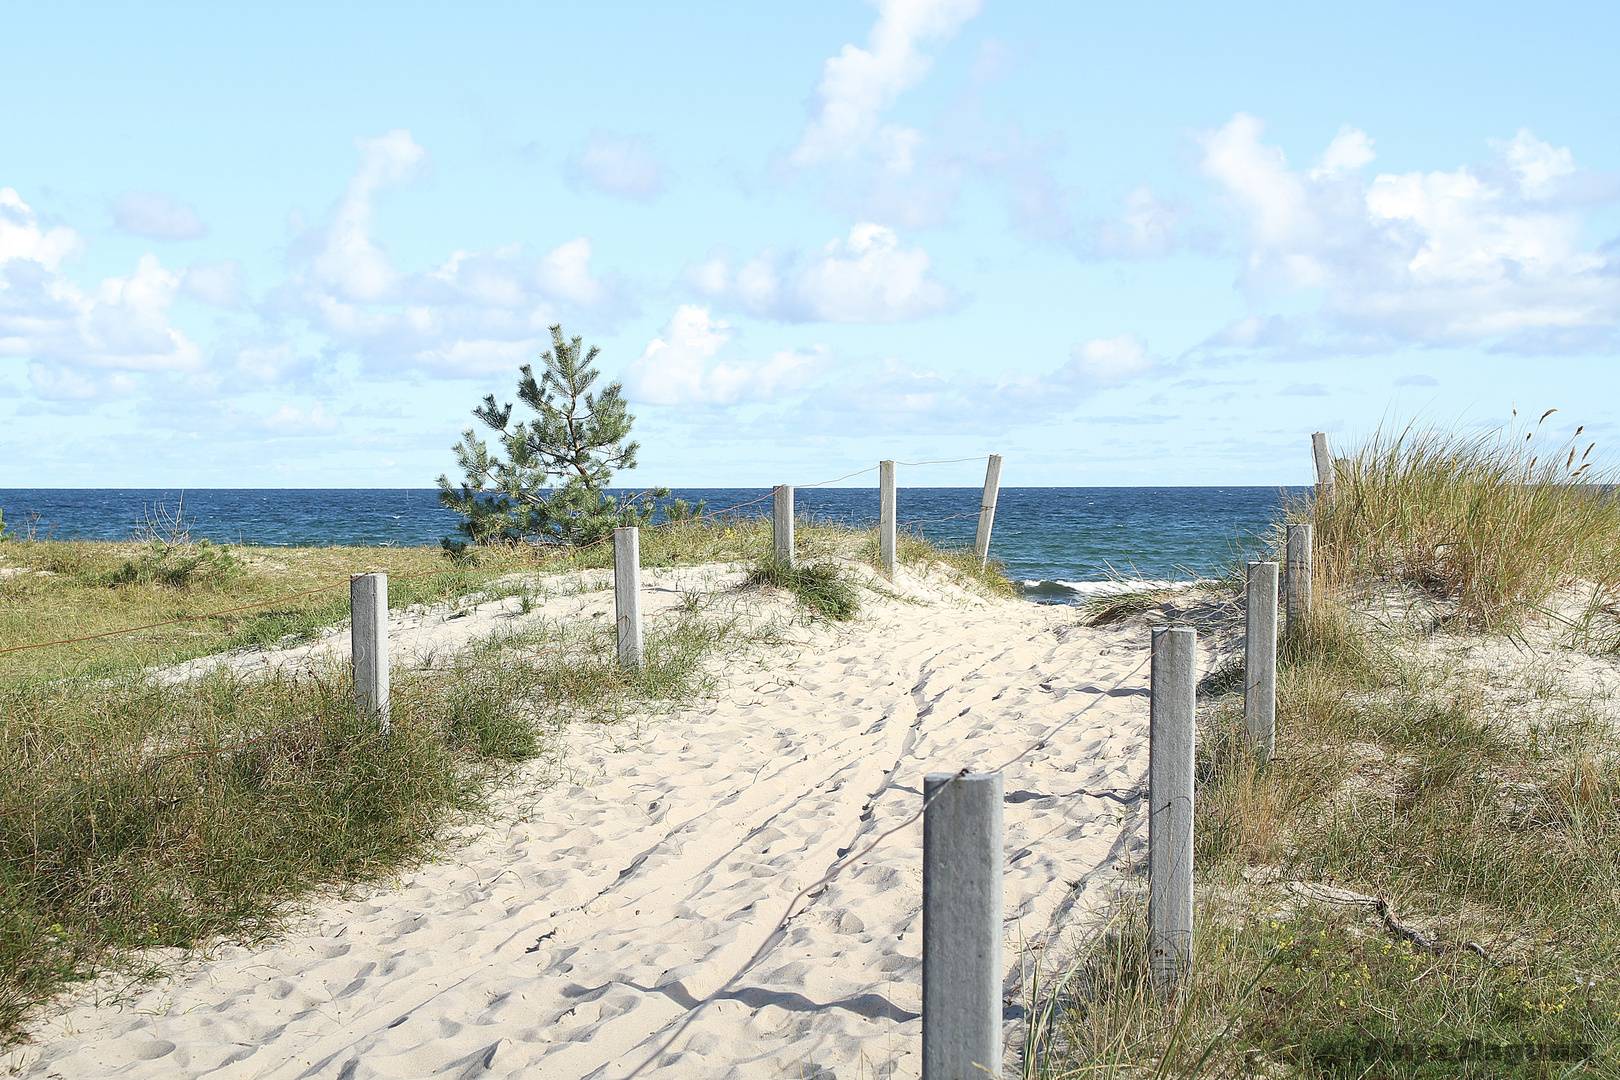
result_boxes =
[0,487,1303,604]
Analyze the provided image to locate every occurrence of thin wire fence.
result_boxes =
[2,456,1001,823]
[897,510,985,529]
[0,583,350,657]
[1,455,992,659]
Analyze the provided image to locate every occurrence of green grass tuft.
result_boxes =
[745,557,861,620]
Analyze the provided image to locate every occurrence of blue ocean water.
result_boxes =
[0,487,1301,602]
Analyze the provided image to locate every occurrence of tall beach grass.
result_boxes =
[1026,417,1620,1077]
[1303,413,1620,628]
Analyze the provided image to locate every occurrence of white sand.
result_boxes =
[8,562,1190,1079]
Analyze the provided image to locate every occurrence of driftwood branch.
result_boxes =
[1289,883,1494,963]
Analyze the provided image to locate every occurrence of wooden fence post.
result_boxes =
[1149,626,1195,991]
[613,526,643,669]
[1245,561,1279,761]
[973,454,1003,569]
[773,484,795,568]
[879,459,897,577]
[1312,431,1334,500]
[350,572,389,734]
[922,771,1003,1079]
[1285,523,1313,632]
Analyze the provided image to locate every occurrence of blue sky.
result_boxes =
[3,0,1617,489]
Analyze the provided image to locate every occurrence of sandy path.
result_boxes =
[12,566,1174,1080]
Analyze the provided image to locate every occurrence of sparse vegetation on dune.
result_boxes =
[0,516,1010,1047]
[0,542,525,684]
[745,557,861,620]
[1303,412,1620,629]
[1027,420,1620,1078]
[854,524,1020,598]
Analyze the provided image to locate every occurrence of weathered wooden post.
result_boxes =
[1285,523,1313,631]
[773,484,795,568]
[1312,431,1334,499]
[973,454,1003,570]
[922,771,1003,1079]
[1149,626,1195,991]
[350,572,389,734]
[613,526,643,669]
[1245,561,1279,761]
[879,459,897,577]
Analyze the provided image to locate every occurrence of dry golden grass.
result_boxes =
[1027,420,1620,1078]
[1299,414,1620,628]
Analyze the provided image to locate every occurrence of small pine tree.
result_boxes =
[437,325,667,547]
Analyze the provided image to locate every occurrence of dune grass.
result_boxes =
[1026,419,1620,1078]
[1304,413,1620,628]
[851,525,1020,598]
[0,541,533,684]
[0,586,724,1044]
[0,513,850,683]
[0,516,768,1045]
[744,557,862,620]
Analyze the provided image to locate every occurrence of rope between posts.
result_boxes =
[621,646,1154,1079]
[3,452,1005,826]
[796,465,879,489]
[0,487,771,655]
[896,510,984,528]
[1,455,989,657]
[890,454,990,467]
[0,582,349,656]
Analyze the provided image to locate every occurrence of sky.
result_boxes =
[2,0,1617,489]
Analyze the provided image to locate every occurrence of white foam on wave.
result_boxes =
[1021,578,1201,598]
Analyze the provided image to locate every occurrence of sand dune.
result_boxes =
[9,562,1191,1079]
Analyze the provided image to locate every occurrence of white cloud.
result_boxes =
[754,333,1165,437]
[27,364,138,401]
[1498,129,1574,197]
[1198,114,1619,347]
[1063,334,1158,386]
[0,189,82,268]
[791,0,981,173]
[1312,126,1376,177]
[258,403,339,436]
[0,190,202,387]
[690,223,956,323]
[796,223,954,320]
[110,191,208,240]
[1093,188,1182,258]
[622,305,823,406]
[537,238,609,306]
[1003,150,1196,260]
[183,259,246,308]
[309,130,427,303]
[280,131,626,377]
[565,131,665,201]
[230,342,315,384]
